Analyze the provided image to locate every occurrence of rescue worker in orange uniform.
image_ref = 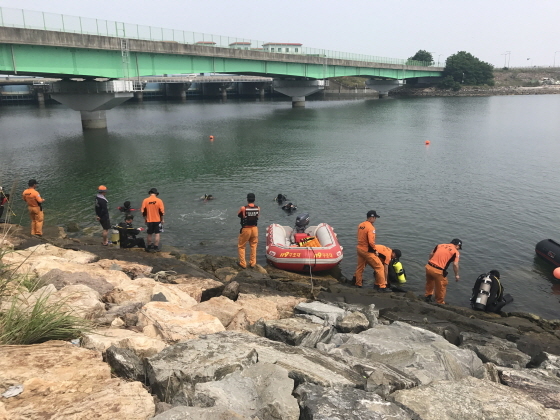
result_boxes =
[22,179,45,236]
[237,193,260,269]
[425,238,462,304]
[141,188,165,252]
[373,244,397,291]
[353,210,389,291]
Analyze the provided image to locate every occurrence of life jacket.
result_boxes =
[392,260,406,283]
[240,204,259,227]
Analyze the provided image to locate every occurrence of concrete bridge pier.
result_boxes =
[36,91,45,106]
[273,79,325,107]
[50,81,134,130]
[165,82,191,101]
[365,79,404,98]
[134,91,143,102]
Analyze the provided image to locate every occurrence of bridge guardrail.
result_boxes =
[0,6,435,68]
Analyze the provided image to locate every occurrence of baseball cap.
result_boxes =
[98,185,107,192]
[451,238,463,249]
[366,210,380,218]
[28,179,38,187]
[148,188,159,195]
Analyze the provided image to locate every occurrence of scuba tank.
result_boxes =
[111,228,120,247]
[392,260,406,283]
[473,275,492,311]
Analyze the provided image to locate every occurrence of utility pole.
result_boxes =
[555,51,560,67]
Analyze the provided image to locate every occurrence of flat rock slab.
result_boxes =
[499,367,560,409]
[324,321,484,385]
[262,317,333,347]
[0,341,154,419]
[390,376,560,420]
[295,301,347,324]
[294,383,410,420]
[460,331,531,368]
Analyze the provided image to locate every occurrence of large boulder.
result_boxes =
[389,376,560,420]
[0,341,154,419]
[146,331,366,405]
[40,268,114,296]
[192,296,244,328]
[171,276,224,302]
[294,383,410,420]
[236,294,280,323]
[105,277,157,305]
[324,321,485,385]
[499,367,560,409]
[459,331,531,368]
[295,301,347,325]
[137,301,225,342]
[258,317,333,348]
[81,327,167,358]
[105,345,145,382]
[336,311,370,333]
[193,363,299,420]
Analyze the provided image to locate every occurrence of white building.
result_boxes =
[229,42,252,50]
[263,43,303,54]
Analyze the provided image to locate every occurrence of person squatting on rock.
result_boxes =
[141,188,165,252]
[375,245,405,290]
[22,179,45,237]
[425,238,462,304]
[237,193,260,269]
[116,214,146,249]
[470,269,513,313]
[95,185,111,246]
[352,210,389,290]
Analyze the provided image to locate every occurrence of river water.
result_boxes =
[1,95,560,318]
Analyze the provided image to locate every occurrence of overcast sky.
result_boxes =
[2,0,559,68]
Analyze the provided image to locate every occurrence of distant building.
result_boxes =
[195,41,217,46]
[263,43,303,54]
[229,42,251,50]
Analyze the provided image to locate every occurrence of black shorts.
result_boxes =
[146,222,162,234]
[99,218,111,230]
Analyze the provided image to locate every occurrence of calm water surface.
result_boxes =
[1,95,560,318]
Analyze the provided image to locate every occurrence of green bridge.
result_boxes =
[0,7,444,128]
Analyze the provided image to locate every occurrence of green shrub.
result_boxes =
[0,291,92,345]
[438,75,462,91]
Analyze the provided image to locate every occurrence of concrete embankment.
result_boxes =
[1,224,560,419]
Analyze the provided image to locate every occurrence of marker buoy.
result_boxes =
[425,140,430,145]
[553,267,560,279]
[209,135,214,140]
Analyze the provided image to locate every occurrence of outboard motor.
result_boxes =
[473,275,492,310]
[294,213,310,233]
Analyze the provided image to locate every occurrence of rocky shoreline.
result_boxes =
[390,85,560,97]
[1,225,560,419]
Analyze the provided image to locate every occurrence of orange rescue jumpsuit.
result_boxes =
[22,188,44,236]
[354,220,386,288]
[238,203,260,268]
[425,243,460,304]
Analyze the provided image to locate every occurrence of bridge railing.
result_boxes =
[0,7,435,68]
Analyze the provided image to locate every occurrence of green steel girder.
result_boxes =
[0,44,443,80]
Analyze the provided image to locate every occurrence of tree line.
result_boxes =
[408,50,494,90]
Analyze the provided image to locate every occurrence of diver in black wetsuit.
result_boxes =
[116,214,146,249]
[470,270,513,313]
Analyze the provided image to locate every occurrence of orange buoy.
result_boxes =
[554,267,560,279]
[425,140,430,145]
[209,135,214,140]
